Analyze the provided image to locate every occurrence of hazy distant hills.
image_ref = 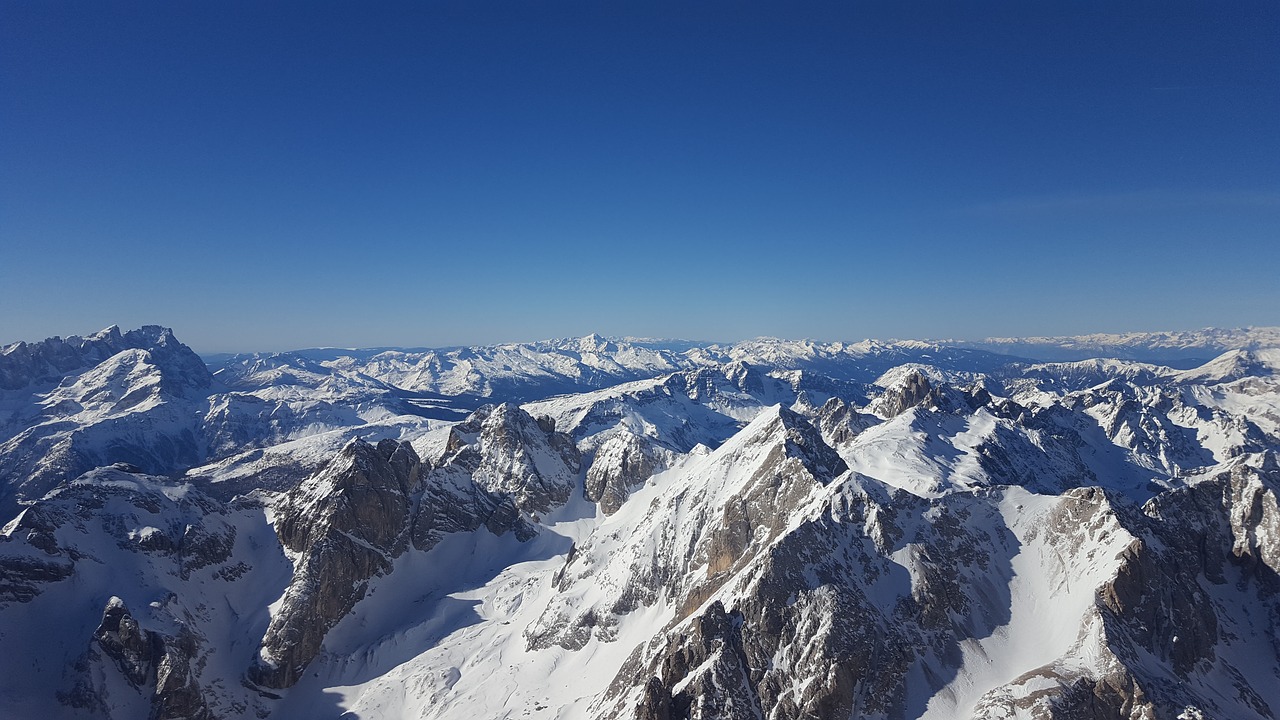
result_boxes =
[953,326,1280,367]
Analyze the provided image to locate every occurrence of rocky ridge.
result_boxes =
[1,326,1279,718]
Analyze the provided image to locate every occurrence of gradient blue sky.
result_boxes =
[3,1,1278,352]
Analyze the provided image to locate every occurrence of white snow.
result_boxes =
[920,487,1136,718]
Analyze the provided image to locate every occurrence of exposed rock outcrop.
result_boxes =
[63,596,211,720]
[447,403,581,516]
[811,396,874,448]
[873,368,935,418]
[250,438,424,689]
[251,418,568,689]
[585,432,671,515]
[528,407,849,654]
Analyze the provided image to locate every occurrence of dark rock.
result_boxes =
[251,438,422,689]
[877,369,934,418]
[468,403,582,515]
[73,596,213,720]
[585,432,666,515]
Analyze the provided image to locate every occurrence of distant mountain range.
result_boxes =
[2,325,1279,719]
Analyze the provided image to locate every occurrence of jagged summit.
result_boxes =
[738,404,849,482]
[1,323,1279,719]
[0,324,207,392]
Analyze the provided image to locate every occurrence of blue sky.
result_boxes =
[3,1,1277,352]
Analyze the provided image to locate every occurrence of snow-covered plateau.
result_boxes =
[2,325,1280,719]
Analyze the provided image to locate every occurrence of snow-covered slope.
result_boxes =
[0,327,213,517]
[0,466,292,719]
[0,327,468,519]
[2,325,1280,719]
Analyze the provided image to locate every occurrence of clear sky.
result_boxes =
[3,1,1278,352]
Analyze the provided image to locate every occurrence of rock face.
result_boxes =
[873,368,935,418]
[1093,460,1280,718]
[93,596,164,689]
[2,328,1280,719]
[527,407,849,654]
[447,403,581,516]
[634,601,763,720]
[963,460,1280,720]
[251,438,425,689]
[584,432,672,515]
[251,413,571,689]
[596,477,986,720]
[0,497,75,601]
[0,468,243,606]
[811,395,875,448]
[66,597,211,720]
[0,466,266,720]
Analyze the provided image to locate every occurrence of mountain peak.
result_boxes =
[728,404,848,485]
[577,332,614,353]
[3,324,1280,718]
[89,324,123,341]
[871,367,935,418]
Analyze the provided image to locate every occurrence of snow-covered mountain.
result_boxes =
[0,328,465,517]
[0,326,213,517]
[207,334,1030,405]
[956,327,1280,367]
[2,324,1280,719]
